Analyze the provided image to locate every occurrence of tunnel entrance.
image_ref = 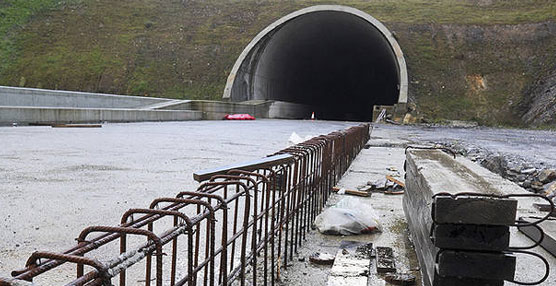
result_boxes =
[224,5,407,121]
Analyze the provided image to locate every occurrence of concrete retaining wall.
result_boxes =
[0,86,318,123]
[0,86,169,109]
[268,101,313,119]
[183,100,271,120]
[0,106,201,125]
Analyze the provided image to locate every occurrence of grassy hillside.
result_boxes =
[1,0,555,125]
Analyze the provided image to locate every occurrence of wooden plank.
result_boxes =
[193,154,293,181]
[386,175,405,188]
[332,186,371,197]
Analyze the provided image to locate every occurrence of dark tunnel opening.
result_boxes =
[228,9,404,122]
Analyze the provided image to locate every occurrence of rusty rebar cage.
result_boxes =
[0,124,370,286]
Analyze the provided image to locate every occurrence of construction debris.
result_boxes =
[309,252,335,265]
[367,178,387,191]
[376,247,396,273]
[384,189,405,195]
[327,241,372,286]
[384,273,417,285]
[289,132,316,145]
[366,175,405,194]
[332,186,371,197]
[533,203,556,216]
[386,175,405,188]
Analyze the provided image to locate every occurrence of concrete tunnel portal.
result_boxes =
[224,5,408,121]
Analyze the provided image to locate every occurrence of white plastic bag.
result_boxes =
[314,197,382,235]
[288,132,315,145]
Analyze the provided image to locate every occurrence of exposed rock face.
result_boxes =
[521,68,556,126]
[397,21,556,126]
[538,169,556,184]
[481,155,507,177]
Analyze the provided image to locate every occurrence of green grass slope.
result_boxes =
[1,0,555,125]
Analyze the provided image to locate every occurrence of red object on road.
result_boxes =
[223,114,256,120]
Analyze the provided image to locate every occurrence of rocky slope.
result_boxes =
[521,69,556,127]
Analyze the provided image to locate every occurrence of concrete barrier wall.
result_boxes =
[0,86,169,109]
[160,100,310,120]
[0,106,202,125]
[0,86,317,123]
[185,100,270,120]
[268,101,313,119]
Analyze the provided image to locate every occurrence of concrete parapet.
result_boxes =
[0,86,169,109]
[0,86,318,122]
[185,100,269,120]
[0,106,201,125]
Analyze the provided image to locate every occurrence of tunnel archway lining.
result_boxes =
[224,5,408,120]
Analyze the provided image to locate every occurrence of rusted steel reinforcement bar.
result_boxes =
[0,124,370,286]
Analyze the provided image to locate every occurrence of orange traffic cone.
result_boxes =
[311,112,315,121]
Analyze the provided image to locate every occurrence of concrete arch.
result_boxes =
[224,5,408,121]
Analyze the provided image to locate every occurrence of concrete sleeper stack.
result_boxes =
[431,194,517,285]
[403,149,520,286]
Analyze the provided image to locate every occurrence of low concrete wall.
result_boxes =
[0,86,169,109]
[0,86,318,123]
[184,100,312,120]
[268,101,313,119]
[0,106,202,125]
[184,100,271,120]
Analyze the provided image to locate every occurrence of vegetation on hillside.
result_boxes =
[0,0,555,125]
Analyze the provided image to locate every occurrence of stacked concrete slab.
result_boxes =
[404,149,519,286]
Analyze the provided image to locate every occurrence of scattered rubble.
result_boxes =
[366,175,405,195]
[384,273,417,285]
[434,141,556,197]
[333,174,406,197]
[376,247,396,273]
[327,241,373,286]
[309,252,335,265]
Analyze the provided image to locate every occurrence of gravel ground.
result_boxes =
[370,124,556,168]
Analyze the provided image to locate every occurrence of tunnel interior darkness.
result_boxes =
[236,11,401,121]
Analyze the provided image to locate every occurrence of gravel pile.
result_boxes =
[434,141,556,199]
